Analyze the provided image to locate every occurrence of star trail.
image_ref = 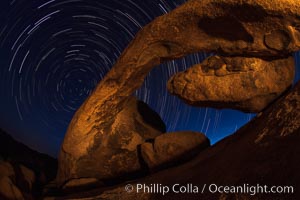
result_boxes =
[0,0,299,157]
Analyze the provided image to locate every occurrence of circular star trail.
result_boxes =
[0,0,299,156]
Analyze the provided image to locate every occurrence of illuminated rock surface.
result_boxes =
[168,56,295,112]
[57,0,300,188]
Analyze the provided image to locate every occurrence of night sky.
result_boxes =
[0,0,299,157]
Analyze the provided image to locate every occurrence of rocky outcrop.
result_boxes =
[57,97,166,185]
[168,56,295,112]
[55,81,300,200]
[58,0,300,188]
[141,131,210,170]
[165,0,300,113]
[148,82,300,200]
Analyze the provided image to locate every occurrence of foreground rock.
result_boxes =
[0,176,24,200]
[0,161,23,200]
[54,82,300,200]
[168,56,295,112]
[0,161,37,200]
[0,129,57,185]
[57,97,166,186]
[62,178,100,192]
[141,131,210,170]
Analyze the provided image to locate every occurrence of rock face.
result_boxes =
[168,56,295,112]
[58,0,300,187]
[58,97,166,185]
[141,131,210,170]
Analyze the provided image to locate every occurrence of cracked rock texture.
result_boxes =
[58,0,300,186]
[168,55,295,112]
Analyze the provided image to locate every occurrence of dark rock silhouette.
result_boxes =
[0,129,57,200]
